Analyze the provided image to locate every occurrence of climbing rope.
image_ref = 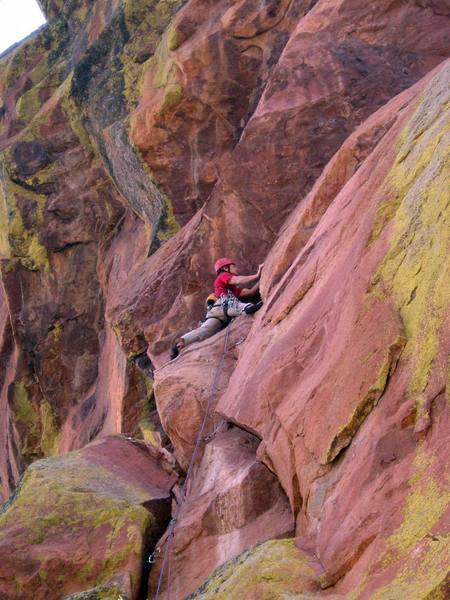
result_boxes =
[153,321,233,600]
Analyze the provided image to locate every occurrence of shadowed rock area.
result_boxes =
[0,0,449,599]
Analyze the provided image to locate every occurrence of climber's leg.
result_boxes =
[181,317,223,346]
[170,317,224,359]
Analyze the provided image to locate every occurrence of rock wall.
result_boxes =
[0,1,449,599]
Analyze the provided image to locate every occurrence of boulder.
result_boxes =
[188,539,340,600]
[0,435,177,600]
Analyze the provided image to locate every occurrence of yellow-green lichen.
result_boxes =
[388,478,449,556]
[166,24,179,51]
[40,398,59,457]
[386,444,450,559]
[0,452,154,594]
[14,577,23,595]
[144,24,184,115]
[1,178,49,271]
[369,65,450,423]
[158,82,182,115]
[190,539,318,599]
[50,320,63,341]
[15,80,46,124]
[0,174,11,259]
[4,38,45,89]
[27,235,48,269]
[369,535,450,600]
[349,442,450,600]
[154,192,180,243]
[12,379,41,460]
[61,75,95,152]
[78,559,97,582]
[14,380,35,426]
[139,418,159,446]
[367,192,402,246]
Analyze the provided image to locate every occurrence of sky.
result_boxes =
[0,0,46,55]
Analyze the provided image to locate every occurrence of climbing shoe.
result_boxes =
[170,344,180,360]
[244,301,263,315]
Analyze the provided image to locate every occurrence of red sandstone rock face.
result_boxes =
[148,428,295,599]
[0,1,449,599]
[0,2,164,499]
[131,0,316,224]
[216,61,450,596]
[154,316,252,469]
[116,0,450,360]
[0,435,177,600]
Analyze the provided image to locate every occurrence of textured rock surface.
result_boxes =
[113,0,450,360]
[188,539,335,600]
[0,0,168,500]
[216,60,450,597]
[148,428,295,599]
[0,435,177,600]
[154,316,252,469]
[0,1,449,599]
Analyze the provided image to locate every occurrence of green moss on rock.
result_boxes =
[63,584,129,600]
[188,539,318,599]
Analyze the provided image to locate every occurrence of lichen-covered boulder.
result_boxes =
[0,435,177,600]
[63,584,125,600]
[188,539,338,600]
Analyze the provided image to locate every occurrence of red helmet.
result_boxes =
[214,257,234,273]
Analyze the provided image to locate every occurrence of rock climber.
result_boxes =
[170,259,263,359]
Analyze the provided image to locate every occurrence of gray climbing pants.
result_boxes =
[180,298,250,347]
[181,317,224,346]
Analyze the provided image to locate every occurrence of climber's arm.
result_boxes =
[239,282,260,297]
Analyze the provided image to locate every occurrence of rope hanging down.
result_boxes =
[153,321,234,600]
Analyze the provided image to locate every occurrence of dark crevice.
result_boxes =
[10,176,57,195]
[50,240,94,253]
[139,499,172,600]
[326,338,406,465]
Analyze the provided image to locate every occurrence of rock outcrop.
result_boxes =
[0,0,449,599]
[187,539,335,600]
[153,316,252,470]
[215,59,450,599]
[149,428,295,599]
[0,435,177,600]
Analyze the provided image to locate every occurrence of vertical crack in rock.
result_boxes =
[324,335,406,464]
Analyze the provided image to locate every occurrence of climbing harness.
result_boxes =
[221,295,230,319]
[153,320,233,600]
[220,290,240,319]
